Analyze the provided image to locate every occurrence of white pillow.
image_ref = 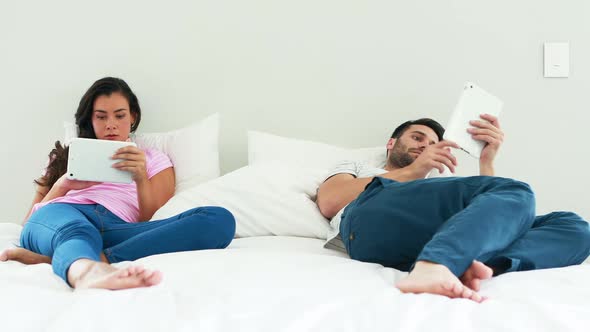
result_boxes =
[248,131,386,169]
[152,162,331,239]
[64,113,220,193]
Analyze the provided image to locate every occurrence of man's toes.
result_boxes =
[470,291,483,303]
[126,266,138,275]
[474,261,493,279]
[147,271,163,285]
[118,268,131,278]
[0,250,8,261]
[445,282,463,297]
[461,269,473,282]
[137,269,154,282]
[130,265,145,276]
[461,287,473,299]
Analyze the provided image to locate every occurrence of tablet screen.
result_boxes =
[66,138,136,183]
[443,82,503,158]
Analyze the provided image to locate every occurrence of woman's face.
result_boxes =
[91,92,136,141]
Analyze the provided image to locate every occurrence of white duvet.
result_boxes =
[1,223,589,332]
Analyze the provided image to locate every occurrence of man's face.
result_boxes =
[386,124,439,169]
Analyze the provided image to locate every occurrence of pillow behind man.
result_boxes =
[152,162,332,239]
[247,131,386,169]
[153,132,390,239]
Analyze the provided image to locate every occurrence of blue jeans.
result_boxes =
[340,176,590,276]
[20,203,236,284]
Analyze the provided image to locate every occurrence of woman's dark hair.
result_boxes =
[35,77,141,189]
[390,118,445,141]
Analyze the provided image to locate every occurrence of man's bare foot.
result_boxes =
[0,248,51,265]
[460,260,493,291]
[396,261,484,303]
[0,248,109,265]
[68,259,162,290]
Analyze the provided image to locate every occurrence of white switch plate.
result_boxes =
[544,42,569,78]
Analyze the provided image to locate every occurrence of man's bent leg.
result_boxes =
[340,177,501,302]
[341,176,536,276]
[485,211,590,275]
[417,177,536,276]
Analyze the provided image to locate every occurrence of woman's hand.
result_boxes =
[112,146,148,183]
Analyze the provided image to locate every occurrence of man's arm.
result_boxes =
[317,174,372,219]
[317,168,417,219]
[317,140,460,219]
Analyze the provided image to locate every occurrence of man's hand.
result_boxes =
[398,140,460,179]
[468,114,504,176]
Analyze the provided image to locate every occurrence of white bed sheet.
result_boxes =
[1,223,589,332]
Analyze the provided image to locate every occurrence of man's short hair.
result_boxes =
[390,118,445,141]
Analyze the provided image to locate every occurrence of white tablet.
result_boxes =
[443,82,503,158]
[67,138,137,184]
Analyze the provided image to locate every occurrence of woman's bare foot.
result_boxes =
[0,248,51,265]
[68,259,162,290]
[460,260,493,291]
[0,248,109,265]
[396,261,484,303]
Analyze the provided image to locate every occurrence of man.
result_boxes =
[316,115,590,302]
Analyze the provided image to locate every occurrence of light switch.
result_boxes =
[544,42,569,78]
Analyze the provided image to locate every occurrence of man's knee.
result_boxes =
[564,213,590,262]
[537,211,590,252]
[536,211,589,229]
[495,179,536,216]
[506,179,534,201]
[564,213,590,251]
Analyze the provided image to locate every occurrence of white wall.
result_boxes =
[1,1,589,224]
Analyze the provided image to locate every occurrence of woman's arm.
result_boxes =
[112,146,175,221]
[23,175,100,224]
[135,167,175,221]
[23,184,50,224]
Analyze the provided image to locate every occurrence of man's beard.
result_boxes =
[387,140,415,169]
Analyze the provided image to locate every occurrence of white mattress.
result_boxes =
[1,222,590,332]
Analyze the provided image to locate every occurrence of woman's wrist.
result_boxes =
[134,173,149,186]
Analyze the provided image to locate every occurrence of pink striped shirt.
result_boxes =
[31,148,173,222]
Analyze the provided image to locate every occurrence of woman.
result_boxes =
[0,77,235,290]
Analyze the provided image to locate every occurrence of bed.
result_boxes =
[3,115,589,331]
[1,223,589,332]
